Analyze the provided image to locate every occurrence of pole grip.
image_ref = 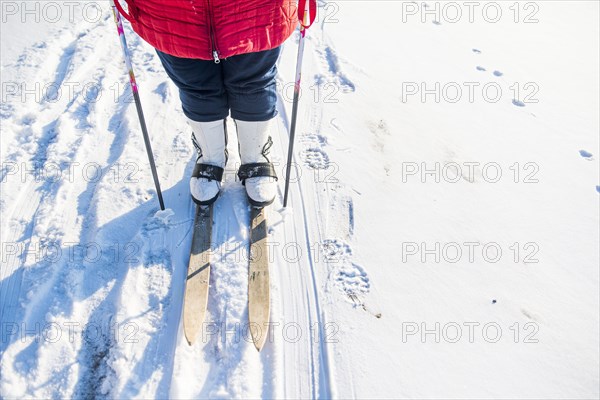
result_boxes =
[113,0,133,23]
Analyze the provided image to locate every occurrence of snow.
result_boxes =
[1,1,599,399]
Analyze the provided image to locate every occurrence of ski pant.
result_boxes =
[156,47,281,122]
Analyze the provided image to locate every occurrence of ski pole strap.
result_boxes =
[237,163,278,183]
[192,163,225,182]
[113,0,133,23]
[297,0,317,29]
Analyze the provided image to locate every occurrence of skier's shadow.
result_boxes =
[0,180,193,398]
[72,177,195,398]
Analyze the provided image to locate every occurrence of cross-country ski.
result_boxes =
[183,205,213,345]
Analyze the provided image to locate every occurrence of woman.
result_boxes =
[115,0,298,206]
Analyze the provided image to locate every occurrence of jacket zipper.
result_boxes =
[206,0,220,63]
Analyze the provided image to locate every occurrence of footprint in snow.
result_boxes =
[493,70,503,77]
[335,262,371,296]
[301,147,330,169]
[321,238,353,262]
[512,99,526,107]
[476,66,486,71]
[141,211,172,234]
[144,248,171,268]
[141,211,174,268]
[0,102,15,120]
[301,133,328,147]
[21,114,36,126]
[579,150,594,160]
[472,48,482,54]
[321,239,371,299]
[432,20,441,25]
[321,45,356,93]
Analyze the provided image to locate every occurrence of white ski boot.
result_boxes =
[236,119,278,207]
[188,118,227,205]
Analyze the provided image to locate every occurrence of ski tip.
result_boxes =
[184,326,198,346]
[251,328,268,352]
[253,340,265,352]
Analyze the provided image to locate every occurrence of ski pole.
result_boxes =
[283,0,317,208]
[111,1,165,210]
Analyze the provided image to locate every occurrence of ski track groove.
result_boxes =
[273,49,335,395]
[2,25,89,332]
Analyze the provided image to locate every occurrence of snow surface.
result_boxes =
[1,1,599,399]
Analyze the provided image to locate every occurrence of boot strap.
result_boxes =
[192,163,224,182]
[237,163,278,183]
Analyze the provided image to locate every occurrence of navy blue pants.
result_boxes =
[156,47,281,122]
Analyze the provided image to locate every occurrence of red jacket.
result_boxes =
[117,0,298,61]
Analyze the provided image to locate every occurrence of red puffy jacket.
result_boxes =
[117,0,298,61]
